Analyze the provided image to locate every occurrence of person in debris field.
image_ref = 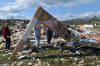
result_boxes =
[21,21,26,29]
[53,32,60,47]
[0,24,5,36]
[34,21,41,51]
[3,23,11,49]
[46,27,53,44]
[65,27,72,43]
[0,30,1,36]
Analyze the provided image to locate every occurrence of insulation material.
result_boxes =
[79,25,86,30]
[0,43,5,49]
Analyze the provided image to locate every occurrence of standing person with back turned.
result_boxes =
[3,23,11,49]
[46,27,53,44]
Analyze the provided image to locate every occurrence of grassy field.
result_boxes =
[96,25,100,28]
[0,47,100,66]
[0,23,15,28]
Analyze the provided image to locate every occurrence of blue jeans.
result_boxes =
[35,36,40,50]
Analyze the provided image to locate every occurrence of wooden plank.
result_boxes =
[9,39,24,60]
[34,7,53,21]
[9,17,37,60]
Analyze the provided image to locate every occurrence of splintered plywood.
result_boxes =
[34,7,53,21]
[34,7,70,39]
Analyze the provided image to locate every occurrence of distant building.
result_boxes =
[84,24,93,28]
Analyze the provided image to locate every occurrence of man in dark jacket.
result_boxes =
[3,23,11,49]
[46,27,53,44]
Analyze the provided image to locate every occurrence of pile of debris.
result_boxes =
[0,37,5,49]
[11,29,25,45]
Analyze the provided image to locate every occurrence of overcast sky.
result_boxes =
[0,0,100,21]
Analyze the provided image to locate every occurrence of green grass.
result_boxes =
[96,25,100,28]
[9,25,16,28]
[0,47,100,66]
[0,50,12,64]
[0,23,15,28]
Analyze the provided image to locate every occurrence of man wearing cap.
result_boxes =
[34,21,41,51]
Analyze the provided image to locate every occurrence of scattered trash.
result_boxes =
[28,62,32,66]
[32,52,37,56]
[76,51,81,55]
[3,64,7,66]
[60,58,65,61]
[2,53,12,56]
[79,39,89,42]
[32,57,35,60]
[84,30,91,34]
[74,58,78,61]
[22,51,30,55]
[12,62,18,65]
[79,60,84,64]
[18,55,29,60]
[19,61,24,65]
[36,59,41,62]
[0,43,5,49]
[89,40,96,43]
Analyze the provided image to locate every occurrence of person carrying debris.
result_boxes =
[3,23,11,49]
[34,21,41,51]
